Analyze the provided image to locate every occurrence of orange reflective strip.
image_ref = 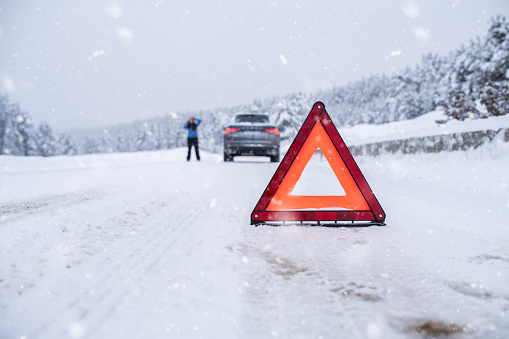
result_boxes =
[267,120,370,211]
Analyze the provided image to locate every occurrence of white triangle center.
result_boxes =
[291,148,346,196]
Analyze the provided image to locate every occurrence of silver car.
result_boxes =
[223,114,280,162]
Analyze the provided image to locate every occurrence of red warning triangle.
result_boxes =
[251,102,385,225]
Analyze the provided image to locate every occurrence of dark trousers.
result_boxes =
[187,137,200,161]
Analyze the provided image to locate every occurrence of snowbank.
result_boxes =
[338,110,509,146]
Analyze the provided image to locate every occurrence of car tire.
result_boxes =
[270,155,279,162]
[224,151,233,162]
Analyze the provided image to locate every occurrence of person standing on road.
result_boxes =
[184,117,201,161]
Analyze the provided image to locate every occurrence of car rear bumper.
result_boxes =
[224,142,279,156]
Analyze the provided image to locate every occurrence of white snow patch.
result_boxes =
[105,1,123,18]
[210,197,217,208]
[279,54,288,65]
[402,1,420,18]
[116,26,134,41]
[1,75,16,94]
[387,49,402,59]
[413,26,431,41]
[88,49,105,60]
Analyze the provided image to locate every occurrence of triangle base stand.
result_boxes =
[253,220,386,227]
[251,210,385,226]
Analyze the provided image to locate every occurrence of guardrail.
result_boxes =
[348,128,509,156]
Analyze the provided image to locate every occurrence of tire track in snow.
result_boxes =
[367,185,508,337]
[125,161,278,338]
[25,159,271,338]
[235,230,368,338]
[0,189,106,222]
[28,191,199,339]
[292,229,385,337]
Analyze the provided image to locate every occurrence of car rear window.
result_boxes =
[234,115,270,124]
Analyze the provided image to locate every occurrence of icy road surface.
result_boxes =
[1,148,508,339]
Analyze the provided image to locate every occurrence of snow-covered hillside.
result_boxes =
[1,115,508,338]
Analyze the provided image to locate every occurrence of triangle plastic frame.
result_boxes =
[250,102,386,226]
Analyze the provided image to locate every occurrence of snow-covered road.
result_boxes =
[1,148,508,338]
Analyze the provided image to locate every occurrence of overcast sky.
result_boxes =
[1,1,508,129]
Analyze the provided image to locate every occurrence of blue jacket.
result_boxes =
[183,118,201,138]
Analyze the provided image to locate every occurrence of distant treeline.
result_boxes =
[1,16,507,157]
[0,96,77,156]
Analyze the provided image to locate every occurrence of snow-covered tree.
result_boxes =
[96,129,115,153]
[58,133,78,155]
[0,95,10,155]
[136,122,158,151]
[441,91,479,121]
[479,80,509,117]
[1,94,76,156]
[7,105,37,156]
[480,16,509,85]
[36,122,59,157]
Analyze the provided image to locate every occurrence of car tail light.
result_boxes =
[225,128,239,135]
[265,128,279,136]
